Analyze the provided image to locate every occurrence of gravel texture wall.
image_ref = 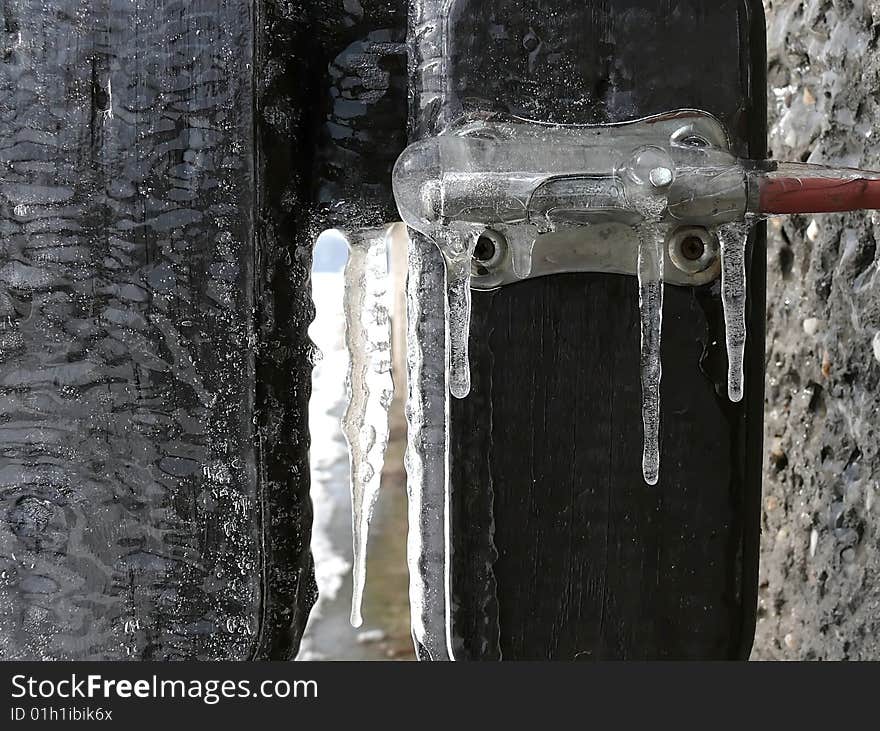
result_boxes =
[754,0,880,659]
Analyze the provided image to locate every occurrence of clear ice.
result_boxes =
[507,229,536,280]
[718,222,751,402]
[389,111,880,491]
[635,221,666,486]
[405,231,454,660]
[444,243,475,400]
[340,227,394,628]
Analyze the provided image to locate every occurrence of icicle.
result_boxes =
[442,231,477,400]
[636,221,666,486]
[718,222,751,402]
[508,230,536,280]
[341,227,394,628]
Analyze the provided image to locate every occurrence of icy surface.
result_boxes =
[718,223,752,402]
[635,221,666,486]
[341,228,394,628]
[0,1,260,660]
[404,232,453,660]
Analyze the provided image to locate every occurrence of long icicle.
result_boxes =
[341,227,394,628]
[718,222,751,402]
[444,232,476,400]
[636,222,666,486]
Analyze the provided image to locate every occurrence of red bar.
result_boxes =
[759,176,880,214]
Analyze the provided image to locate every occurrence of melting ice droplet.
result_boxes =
[636,222,665,486]
[718,222,750,403]
[341,227,394,628]
[508,231,536,280]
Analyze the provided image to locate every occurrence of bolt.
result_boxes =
[649,166,673,188]
[680,235,705,261]
[667,226,719,276]
[474,233,497,263]
[471,229,506,271]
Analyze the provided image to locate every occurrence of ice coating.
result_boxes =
[390,110,880,492]
[340,228,395,628]
[404,231,453,660]
[0,2,263,660]
[718,222,752,402]
[635,221,666,486]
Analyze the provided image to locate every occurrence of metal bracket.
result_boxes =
[346,103,880,644]
[388,105,880,480]
[469,221,722,288]
[392,109,744,290]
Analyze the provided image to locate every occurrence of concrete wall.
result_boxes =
[753,0,880,659]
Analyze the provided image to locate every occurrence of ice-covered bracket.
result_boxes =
[391,108,880,485]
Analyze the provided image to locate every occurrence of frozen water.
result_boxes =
[635,221,666,486]
[0,1,262,660]
[404,232,453,660]
[341,228,394,628]
[444,245,475,400]
[718,222,751,402]
[507,230,536,280]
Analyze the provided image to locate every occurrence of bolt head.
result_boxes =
[649,166,674,188]
[625,146,675,190]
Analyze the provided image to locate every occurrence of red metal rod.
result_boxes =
[759,176,880,215]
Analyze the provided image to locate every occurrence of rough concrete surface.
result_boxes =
[754,0,880,659]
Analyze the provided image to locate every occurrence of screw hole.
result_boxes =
[668,226,719,276]
[681,235,705,261]
[682,135,709,148]
[473,229,507,268]
[474,233,497,263]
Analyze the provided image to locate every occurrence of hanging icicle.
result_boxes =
[444,252,473,400]
[404,230,454,660]
[439,229,477,400]
[340,227,395,628]
[635,221,666,486]
[717,222,752,403]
